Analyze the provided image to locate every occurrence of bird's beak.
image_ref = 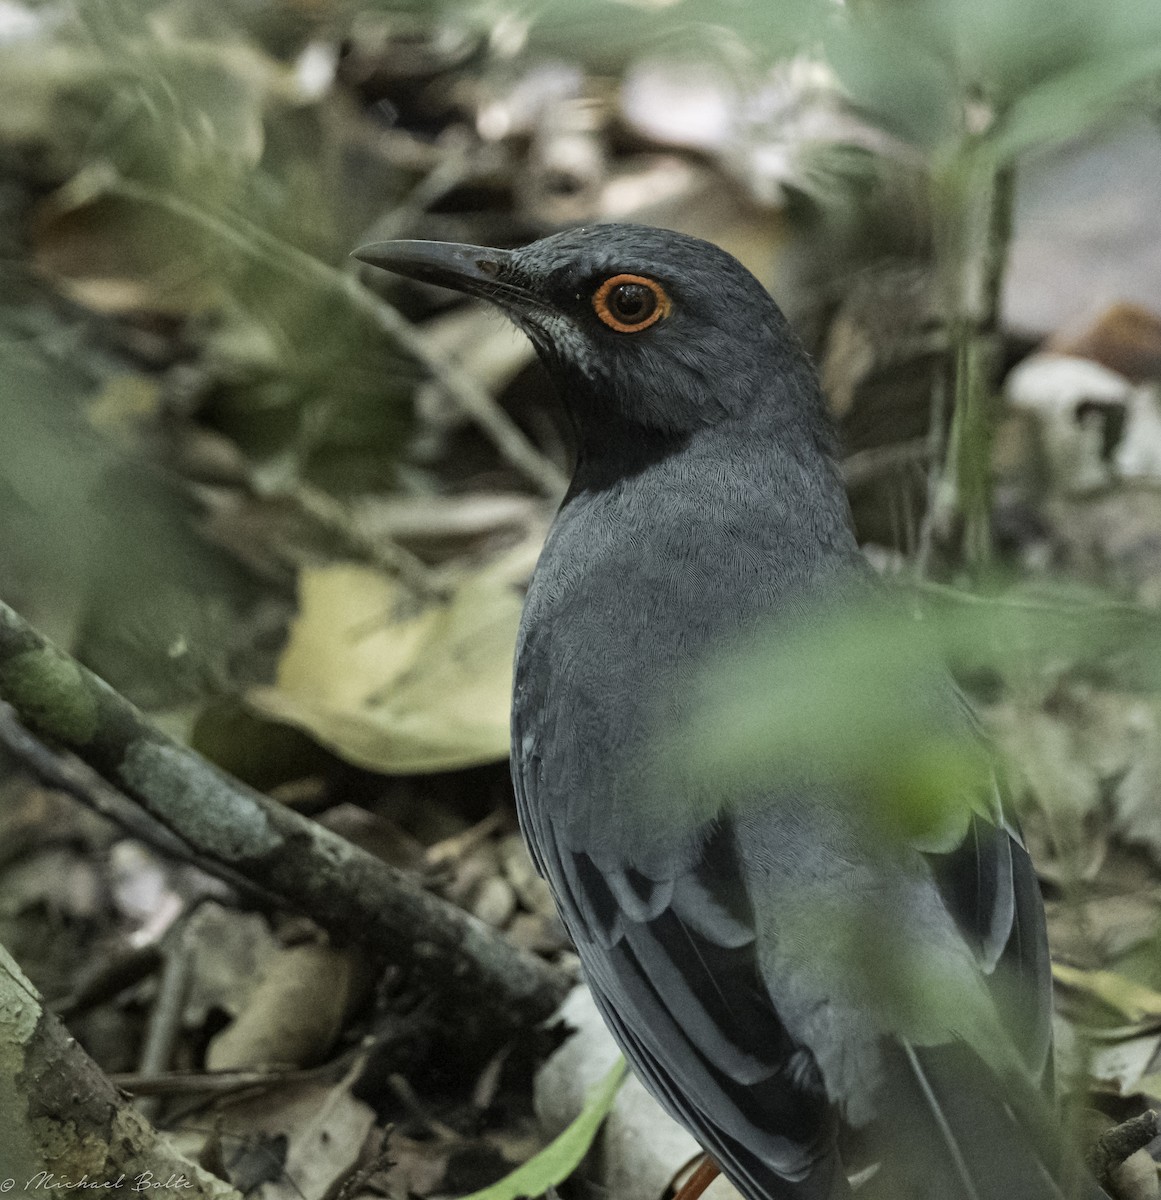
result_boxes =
[351,239,522,304]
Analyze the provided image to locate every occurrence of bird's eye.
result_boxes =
[592,274,671,333]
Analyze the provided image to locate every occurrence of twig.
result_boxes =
[0,598,571,1051]
[53,942,164,1019]
[109,1066,324,1097]
[95,170,568,500]
[292,481,450,600]
[424,810,505,868]
[1086,1109,1160,1189]
[0,704,287,910]
[914,368,949,580]
[841,438,931,489]
[135,915,196,1120]
[914,579,1161,624]
[387,1071,460,1141]
[362,128,477,244]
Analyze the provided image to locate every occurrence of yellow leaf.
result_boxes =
[1053,962,1161,1026]
[249,556,524,773]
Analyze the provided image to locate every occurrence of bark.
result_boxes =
[0,599,570,1054]
[0,945,241,1193]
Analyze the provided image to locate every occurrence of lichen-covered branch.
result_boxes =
[0,945,241,1193]
[0,598,570,1050]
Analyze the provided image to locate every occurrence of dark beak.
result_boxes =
[351,239,521,303]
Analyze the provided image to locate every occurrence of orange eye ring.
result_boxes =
[592,274,672,333]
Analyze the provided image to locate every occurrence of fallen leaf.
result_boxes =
[215,1078,377,1200]
[1089,1033,1161,1096]
[183,902,279,1028]
[380,1131,453,1197]
[33,185,228,316]
[535,986,701,1200]
[248,551,527,773]
[1053,962,1161,1027]
[1110,1147,1160,1200]
[206,942,359,1070]
[1049,302,1161,384]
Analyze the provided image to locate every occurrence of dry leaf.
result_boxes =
[183,902,279,1028]
[1089,1032,1161,1096]
[216,1079,376,1200]
[33,187,228,316]
[1110,1148,1160,1200]
[536,986,707,1200]
[248,552,527,773]
[206,942,358,1070]
[1049,302,1161,384]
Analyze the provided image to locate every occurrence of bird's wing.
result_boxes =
[945,697,1055,1059]
[513,710,846,1200]
[924,787,1054,1086]
[561,828,846,1200]
[512,672,1068,1200]
[883,778,1071,1200]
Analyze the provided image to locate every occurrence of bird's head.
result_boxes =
[354,223,824,458]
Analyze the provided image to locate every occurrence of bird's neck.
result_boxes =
[567,409,849,522]
[553,417,863,614]
[565,412,693,499]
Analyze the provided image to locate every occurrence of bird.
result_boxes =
[353,225,1107,1200]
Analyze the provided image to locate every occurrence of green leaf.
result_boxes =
[671,585,1161,841]
[981,38,1161,166]
[456,1058,628,1200]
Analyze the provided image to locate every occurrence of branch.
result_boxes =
[1087,1110,1161,1190]
[0,945,241,1195]
[0,598,571,1052]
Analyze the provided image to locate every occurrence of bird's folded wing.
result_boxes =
[536,815,845,1200]
[513,697,1054,1198]
[925,790,1054,1086]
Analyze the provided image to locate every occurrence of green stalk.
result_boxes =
[931,151,1016,574]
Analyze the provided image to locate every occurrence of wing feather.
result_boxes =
[512,679,1058,1199]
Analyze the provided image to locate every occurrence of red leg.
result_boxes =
[673,1154,721,1200]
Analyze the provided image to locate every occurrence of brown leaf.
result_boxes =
[184,903,280,1028]
[206,942,358,1071]
[1050,302,1161,384]
[215,1079,377,1200]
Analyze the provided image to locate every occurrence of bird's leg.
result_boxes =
[673,1154,721,1200]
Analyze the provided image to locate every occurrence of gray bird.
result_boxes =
[353,225,1106,1200]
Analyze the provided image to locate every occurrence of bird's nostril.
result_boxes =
[476,258,501,277]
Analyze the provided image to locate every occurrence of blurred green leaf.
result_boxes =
[673,596,989,845]
[982,39,1161,167]
[826,12,959,149]
[1054,963,1161,1027]
[675,584,1161,837]
[528,0,822,71]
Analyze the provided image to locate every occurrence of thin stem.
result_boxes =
[929,153,1017,574]
[98,170,568,499]
[0,598,571,1046]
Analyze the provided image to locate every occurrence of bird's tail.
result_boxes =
[854,1041,1110,1200]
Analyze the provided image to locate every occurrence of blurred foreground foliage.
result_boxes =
[679,583,1161,852]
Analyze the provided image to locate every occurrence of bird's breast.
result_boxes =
[513,463,855,858]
